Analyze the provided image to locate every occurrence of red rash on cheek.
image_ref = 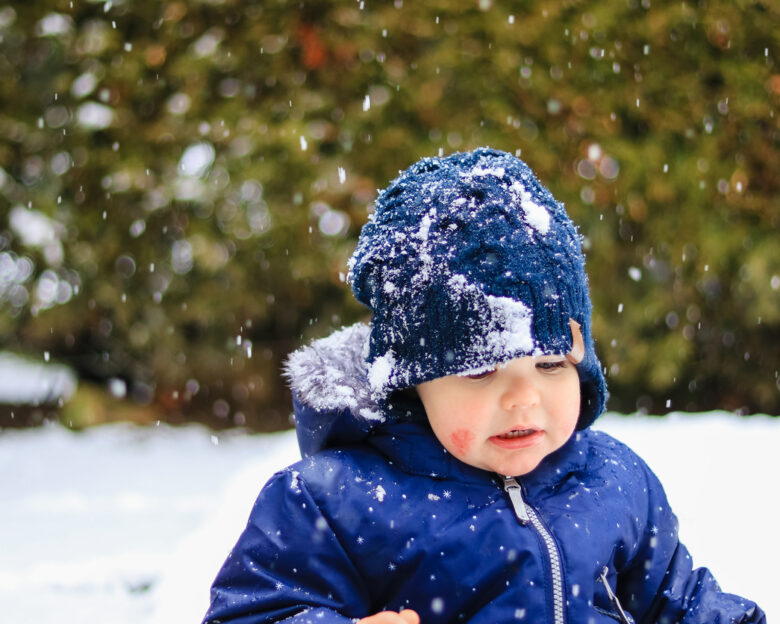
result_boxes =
[450,429,475,456]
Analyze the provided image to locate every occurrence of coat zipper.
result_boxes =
[503,476,566,624]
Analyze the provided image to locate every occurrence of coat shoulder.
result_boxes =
[576,428,663,504]
[279,445,397,505]
[582,429,652,474]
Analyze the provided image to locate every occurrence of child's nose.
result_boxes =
[500,377,541,412]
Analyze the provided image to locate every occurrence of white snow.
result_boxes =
[413,213,433,243]
[0,412,776,623]
[368,350,396,394]
[445,275,537,367]
[359,407,384,421]
[484,294,535,355]
[519,197,550,234]
[509,181,550,234]
[0,351,77,404]
[290,470,301,493]
[461,166,505,179]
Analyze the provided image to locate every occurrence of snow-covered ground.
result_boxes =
[1,412,776,623]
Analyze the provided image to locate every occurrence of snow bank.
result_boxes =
[0,351,77,404]
[0,412,776,623]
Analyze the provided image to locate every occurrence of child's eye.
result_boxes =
[536,360,568,371]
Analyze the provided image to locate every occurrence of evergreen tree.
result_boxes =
[1,0,777,428]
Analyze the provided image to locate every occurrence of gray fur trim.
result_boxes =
[283,323,384,421]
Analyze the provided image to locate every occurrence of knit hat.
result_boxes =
[347,148,607,428]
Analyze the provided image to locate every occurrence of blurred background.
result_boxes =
[1,0,778,430]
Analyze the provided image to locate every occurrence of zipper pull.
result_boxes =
[599,566,633,624]
[502,476,530,524]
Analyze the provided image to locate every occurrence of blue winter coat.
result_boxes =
[203,324,764,624]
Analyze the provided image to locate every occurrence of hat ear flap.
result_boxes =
[577,368,608,430]
[572,315,608,429]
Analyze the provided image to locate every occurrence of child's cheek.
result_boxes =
[450,428,475,456]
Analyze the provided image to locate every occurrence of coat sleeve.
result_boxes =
[617,458,765,624]
[202,469,371,624]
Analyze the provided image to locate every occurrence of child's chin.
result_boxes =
[488,458,542,477]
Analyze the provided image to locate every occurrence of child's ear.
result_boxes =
[566,319,585,364]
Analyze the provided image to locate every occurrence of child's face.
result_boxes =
[416,354,581,477]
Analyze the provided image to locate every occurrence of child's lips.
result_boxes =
[489,428,543,449]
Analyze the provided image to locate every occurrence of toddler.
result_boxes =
[203,148,764,624]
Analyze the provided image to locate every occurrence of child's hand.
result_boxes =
[357,609,420,624]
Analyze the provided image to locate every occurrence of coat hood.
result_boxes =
[284,323,390,458]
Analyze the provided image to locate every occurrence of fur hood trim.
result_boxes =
[283,323,384,422]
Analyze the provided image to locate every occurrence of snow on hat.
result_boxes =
[347,147,607,428]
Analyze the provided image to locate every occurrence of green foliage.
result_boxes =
[0,0,778,427]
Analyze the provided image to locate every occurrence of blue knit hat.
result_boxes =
[347,148,607,428]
